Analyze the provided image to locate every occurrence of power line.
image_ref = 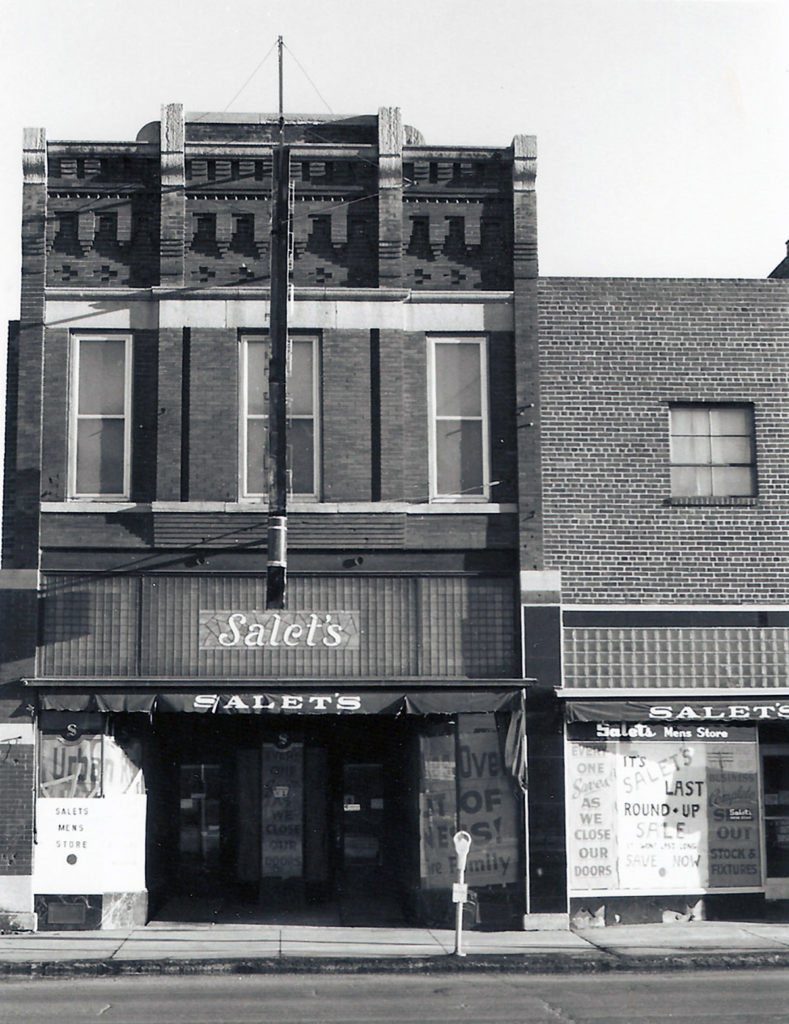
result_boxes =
[282,41,334,116]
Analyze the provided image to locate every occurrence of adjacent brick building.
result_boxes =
[540,276,789,924]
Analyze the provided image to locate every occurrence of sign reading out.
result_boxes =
[199,610,360,651]
[419,719,520,890]
[567,723,762,895]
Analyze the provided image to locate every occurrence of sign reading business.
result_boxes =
[199,610,360,650]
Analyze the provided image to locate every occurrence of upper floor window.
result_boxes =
[669,403,756,498]
[241,336,319,499]
[428,336,490,500]
[69,334,131,498]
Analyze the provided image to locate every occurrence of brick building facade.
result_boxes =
[5,103,786,934]
[0,106,555,931]
[539,276,789,924]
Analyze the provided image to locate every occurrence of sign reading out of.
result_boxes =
[199,610,360,651]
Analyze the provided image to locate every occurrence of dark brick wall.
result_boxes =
[40,329,69,502]
[0,738,34,875]
[187,329,238,501]
[539,278,789,603]
[322,330,372,501]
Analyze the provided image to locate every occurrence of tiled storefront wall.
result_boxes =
[38,573,518,680]
[539,278,789,604]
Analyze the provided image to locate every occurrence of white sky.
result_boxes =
[0,0,787,470]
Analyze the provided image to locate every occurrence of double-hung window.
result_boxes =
[69,334,132,498]
[428,336,490,500]
[241,335,319,499]
[669,402,756,498]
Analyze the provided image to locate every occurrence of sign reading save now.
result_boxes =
[199,610,360,650]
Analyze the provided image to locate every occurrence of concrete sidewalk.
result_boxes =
[3,920,789,975]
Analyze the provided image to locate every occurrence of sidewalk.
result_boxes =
[3,919,789,976]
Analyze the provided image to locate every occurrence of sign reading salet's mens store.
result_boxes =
[199,610,360,650]
[565,718,763,896]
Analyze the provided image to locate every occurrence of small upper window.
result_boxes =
[669,403,756,498]
[69,335,131,498]
[428,336,490,500]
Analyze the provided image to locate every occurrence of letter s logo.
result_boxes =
[65,723,79,738]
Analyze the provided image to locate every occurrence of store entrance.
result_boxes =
[145,713,415,924]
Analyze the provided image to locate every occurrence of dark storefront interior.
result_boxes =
[144,713,418,926]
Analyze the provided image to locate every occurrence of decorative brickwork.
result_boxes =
[46,155,159,288]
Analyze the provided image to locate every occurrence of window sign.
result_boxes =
[261,741,303,879]
[419,716,520,889]
[567,723,762,894]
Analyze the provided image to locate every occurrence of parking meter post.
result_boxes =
[452,830,472,958]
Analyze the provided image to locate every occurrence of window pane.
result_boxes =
[436,419,483,496]
[671,465,712,497]
[288,418,314,494]
[711,435,753,465]
[671,407,709,437]
[78,339,126,415]
[712,466,755,497]
[289,341,314,416]
[247,341,269,415]
[710,406,751,436]
[670,435,710,465]
[435,343,482,416]
[76,419,125,494]
[246,418,267,495]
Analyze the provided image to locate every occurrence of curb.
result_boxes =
[4,950,789,978]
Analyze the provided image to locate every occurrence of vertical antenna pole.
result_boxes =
[267,36,289,608]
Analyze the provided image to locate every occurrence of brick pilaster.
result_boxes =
[377,107,403,286]
[511,134,543,570]
[159,103,185,286]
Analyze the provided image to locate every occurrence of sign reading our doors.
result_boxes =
[199,610,360,651]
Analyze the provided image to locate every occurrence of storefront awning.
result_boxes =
[564,696,789,723]
[35,687,525,716]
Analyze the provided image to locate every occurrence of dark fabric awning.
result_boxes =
[564,697,789,723]
[37,688,524,716]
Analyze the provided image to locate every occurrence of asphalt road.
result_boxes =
[2,970,789,1023]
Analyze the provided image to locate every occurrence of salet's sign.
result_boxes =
[199,610,360,650]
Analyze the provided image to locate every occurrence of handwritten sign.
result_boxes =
[567,723,762,894]
[261,742,303,879]
[419,718,520,890]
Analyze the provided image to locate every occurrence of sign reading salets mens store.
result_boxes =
[199,610,360,650]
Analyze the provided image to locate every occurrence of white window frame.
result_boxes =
[68,333,132,500]
[240,334,321,500]
[427,334,490,502]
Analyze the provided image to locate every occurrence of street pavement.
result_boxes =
[3,918,789,976]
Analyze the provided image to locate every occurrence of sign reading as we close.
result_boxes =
[199,610,360,651]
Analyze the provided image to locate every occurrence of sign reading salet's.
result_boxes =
[566,721,763,896]
[199,610,360,650]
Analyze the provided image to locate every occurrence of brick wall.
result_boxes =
[0,724,34,876]
[539,278,789,603]
[187,328,238,501]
